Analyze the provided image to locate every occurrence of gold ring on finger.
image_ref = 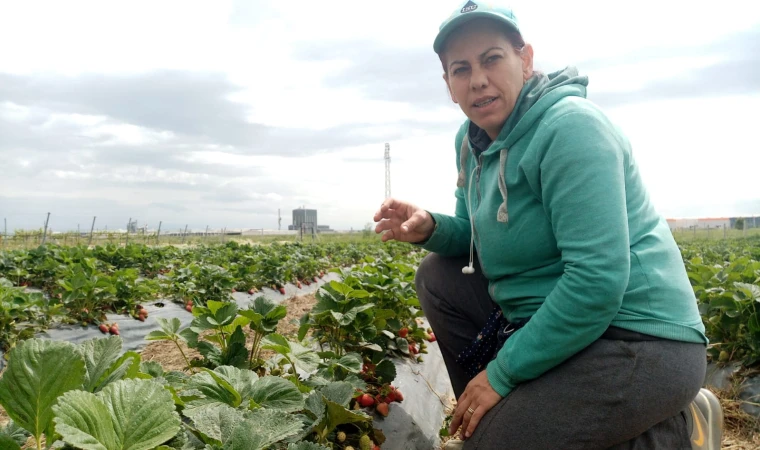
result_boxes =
[467,407,475,415]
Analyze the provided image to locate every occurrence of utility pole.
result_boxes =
[278,209,281,231]
[384,143,391,199]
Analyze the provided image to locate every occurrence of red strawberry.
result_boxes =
[358,394,375,407]
[185,305,193,312]
[109,325,119,335]
[376,402,389,417]
[374,446,381,450]
[248,288,255,295]
[428,332,436,342]
[409,344,418,355]
[138,316,145,322]
[98,324,108,334]
[135,304,143,310]
[297,281,302,289]
[232,288,236,293]
[313,276,319,283]
[393,390,403,402]
[278,287,286,295]
[320,271,325,277]
[386,390,396,402]
[398,327,408,338]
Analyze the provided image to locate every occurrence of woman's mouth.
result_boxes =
[474,97,498,108]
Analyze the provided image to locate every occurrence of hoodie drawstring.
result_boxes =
[497,148,509,223]
[456,133,510,224]
[456,133,510,275]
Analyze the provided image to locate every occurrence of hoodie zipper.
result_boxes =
[472,152,489,280]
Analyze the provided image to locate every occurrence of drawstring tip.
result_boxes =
[497,204,509,223]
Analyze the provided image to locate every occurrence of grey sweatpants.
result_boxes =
[416,252,706,450]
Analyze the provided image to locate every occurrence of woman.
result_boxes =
[373,2,708,449]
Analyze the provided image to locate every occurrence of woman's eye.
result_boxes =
[486,55,500,64]
[453,66,468,75]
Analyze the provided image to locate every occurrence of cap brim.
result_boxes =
[433,11,520,54]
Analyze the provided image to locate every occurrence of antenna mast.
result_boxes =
[384,143,391,199]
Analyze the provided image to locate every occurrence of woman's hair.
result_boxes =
[439,21,526,74]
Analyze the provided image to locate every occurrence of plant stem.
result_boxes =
[173,339,194,373]
[218,327,227,351]
[249,332,261,367]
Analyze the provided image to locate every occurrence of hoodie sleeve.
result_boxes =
[415,127,472,257]
[486,107,631,398]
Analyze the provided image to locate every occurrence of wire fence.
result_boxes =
[2,213,759,252]
[0,214,375,251]
[670,225,760,242]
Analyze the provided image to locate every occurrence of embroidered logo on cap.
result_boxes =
[461,0,478,13]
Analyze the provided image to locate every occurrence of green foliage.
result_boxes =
[0,240,417,348]
[683,239,760,367]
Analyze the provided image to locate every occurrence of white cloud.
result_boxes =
[0,0,759,232]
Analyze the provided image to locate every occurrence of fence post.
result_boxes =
[156,221,162,245]
[182,225,188,244]
[88,216,96,246]
[42,212,51,245]
[2,218,5,249]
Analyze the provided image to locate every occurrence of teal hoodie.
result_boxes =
[420,66,707,398]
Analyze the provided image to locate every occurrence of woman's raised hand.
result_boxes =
[373,198,435,243]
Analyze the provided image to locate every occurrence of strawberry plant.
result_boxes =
[239,296,287,370]
[0,278,46,352]
[686,247,760,366]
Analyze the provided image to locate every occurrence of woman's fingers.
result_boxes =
[449,396,471,436]
[463,404,483,439]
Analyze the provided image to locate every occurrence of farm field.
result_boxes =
[0,235,758,449]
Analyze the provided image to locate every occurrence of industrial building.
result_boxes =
[288,208,332,232]
[666,216,760,230]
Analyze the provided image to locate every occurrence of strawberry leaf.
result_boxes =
[0,338,86,447]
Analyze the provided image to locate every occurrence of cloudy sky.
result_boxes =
[1,0,759,233]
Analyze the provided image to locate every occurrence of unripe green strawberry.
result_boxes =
[337,431,347,442]
[359,435,373,450]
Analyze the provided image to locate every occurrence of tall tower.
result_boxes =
[384,143,391,199]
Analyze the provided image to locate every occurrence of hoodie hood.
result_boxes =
[456,65,589,223]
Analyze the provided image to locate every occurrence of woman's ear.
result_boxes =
[521,43,535,81]
[443,72,458,104]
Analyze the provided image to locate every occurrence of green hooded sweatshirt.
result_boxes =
[419,66,707,398]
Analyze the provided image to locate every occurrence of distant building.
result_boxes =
[287,208,332,232]
[666,216,758,230]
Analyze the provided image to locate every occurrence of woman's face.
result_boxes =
[442,19,533,140]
